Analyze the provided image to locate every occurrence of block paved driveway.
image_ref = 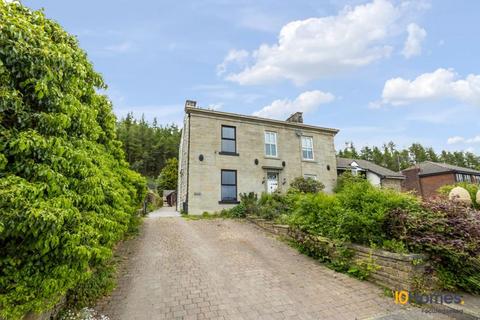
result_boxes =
[96,213,453,320]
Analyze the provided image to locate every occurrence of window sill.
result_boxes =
[218,200,240,204]
[302,159,316,163]
[219,151,240,156]
[264,155,280,159]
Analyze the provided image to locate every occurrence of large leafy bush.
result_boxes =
[386,200,480,293]
[0,2,146,319]
[289,176,324,194]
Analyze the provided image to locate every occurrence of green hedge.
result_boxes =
[0,2,146,319]
[245,173,480,293]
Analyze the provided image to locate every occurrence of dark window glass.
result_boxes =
[222,126,235,139]
[221,170,237,201]
[221,140,236,153]
[221,170,236,185]
[221,125,236,153]
[221,186,236,200]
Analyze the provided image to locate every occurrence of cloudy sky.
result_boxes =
[23,0,480,153]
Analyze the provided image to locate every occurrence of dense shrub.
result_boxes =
[0,3,146,319]
[335,178,420,245]
[438,182,479,209]
[334,171,368,193]
[289,176,325,193]
[386,199,480,293]
[240,192,258,216]
[257,192,298,221]
[288,193,344,239]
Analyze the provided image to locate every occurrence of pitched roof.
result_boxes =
[185,106,339,135]
[404,161,480,176]
[336,157,405,179]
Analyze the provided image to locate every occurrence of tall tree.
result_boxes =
[116,116,181,179]
[156,157,179,194]
[337,142,480,172]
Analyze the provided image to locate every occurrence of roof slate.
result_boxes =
[336,157,405,179]
[404,161,480,176]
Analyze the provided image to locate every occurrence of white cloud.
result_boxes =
[216,49,249,76]
[467,136,480,144]
[223,0,423,85]
[446,135,480,146]
[253,90,334,119]
[447,136,465,145]
[381,68,480,106]
[402,23,426,58]
[104,41,134,53]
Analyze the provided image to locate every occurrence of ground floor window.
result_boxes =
[303,174,317,180]
[221,170,237,202]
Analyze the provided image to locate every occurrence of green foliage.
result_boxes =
[335,178,420,245]
[116,113,181,179]
[237,192,258,217]
[288,192,344,240]
[156,157,178,195]
[257,192,298,221]
[227,203,247,218]
[290,177,419,246]
[386,200,480,293]
[334,171,367,193]
[289,176,325,193]
[438,182,479,209]
[339,141,480,172]
[0,2,146,319]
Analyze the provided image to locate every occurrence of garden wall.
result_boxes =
[247,217,428,291]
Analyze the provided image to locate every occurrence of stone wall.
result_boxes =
[247,217,428,291]
[381,178,403,192]
[177,113,190,212]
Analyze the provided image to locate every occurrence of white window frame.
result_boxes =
[304,174,317,180]
[301,136,314,160]
[264,131,278,157]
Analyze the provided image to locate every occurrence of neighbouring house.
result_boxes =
[402,161,480,198]
[336,157,405,191]
[177,100,339,214]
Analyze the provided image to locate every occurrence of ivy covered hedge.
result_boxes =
[0,2,146,319]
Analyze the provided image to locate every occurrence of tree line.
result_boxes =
[338,141,480,172]
[116,113,181,180]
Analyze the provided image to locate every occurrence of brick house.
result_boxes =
[177,101,339,214]
[336,158,405,191]
[402,161,480,198]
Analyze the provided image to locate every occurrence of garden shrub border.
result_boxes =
[247,216,430,291]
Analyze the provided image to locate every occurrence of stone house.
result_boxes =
[336,157,404,191]
[177,101,339,214]
[402,161,480,198]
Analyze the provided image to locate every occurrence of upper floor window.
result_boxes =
[301,136,314,160]
[264,131,277,157]
[221,125,236,154]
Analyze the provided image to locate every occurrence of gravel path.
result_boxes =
[95,217,453,320]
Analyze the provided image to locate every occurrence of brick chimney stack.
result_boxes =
[286,112,303,123]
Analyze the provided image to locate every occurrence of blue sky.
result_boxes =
[23,0,480,153]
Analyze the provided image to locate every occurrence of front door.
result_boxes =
[267,172,279,193]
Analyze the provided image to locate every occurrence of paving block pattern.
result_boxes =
[96,218,453,320]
